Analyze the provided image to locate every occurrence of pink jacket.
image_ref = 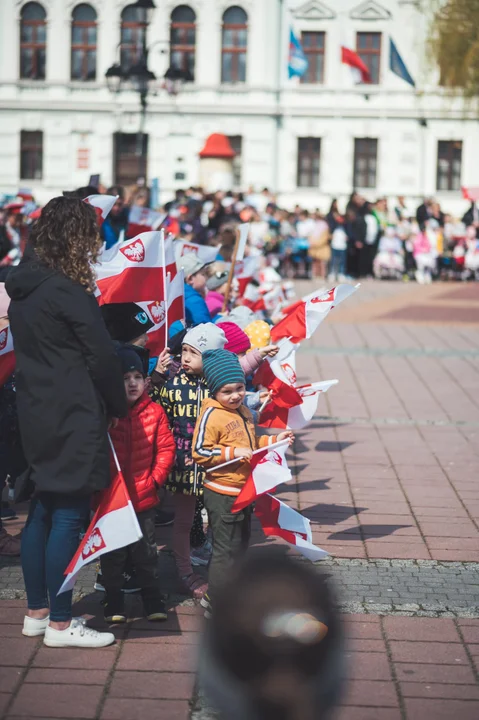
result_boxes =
[413,232,431,257]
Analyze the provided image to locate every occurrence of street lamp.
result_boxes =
[105,0,192,181]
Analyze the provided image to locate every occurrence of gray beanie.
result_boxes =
[216,305,257,330]
[183,323,227,354]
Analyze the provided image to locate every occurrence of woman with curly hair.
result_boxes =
[6,196,127,648]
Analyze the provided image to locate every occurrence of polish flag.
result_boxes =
[0,324,16,386]
[462,187,479,202]
[127,206,166,239]
[235,256,260,295]
[341,46,371,84]
[94,232,175,305]
[271,284,359,345]
[260,380,338,430]
[255,494,328,562]
[232,441,291,513]
[254,355,303,410]
[176,240,218,265]
[138,271,185,356]
[58,445,142,595]
[83,195,118,226]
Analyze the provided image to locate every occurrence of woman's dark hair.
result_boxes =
[30,196,101,292]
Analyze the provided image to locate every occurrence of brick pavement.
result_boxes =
[1,279,479,719]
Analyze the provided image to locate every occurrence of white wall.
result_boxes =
[0,0,477,216]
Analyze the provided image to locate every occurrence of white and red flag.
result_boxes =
[235,256,260,295]
[94,231,175,305]
[127,206,166,238]
[84,195,118,226]
[176,240,218,265]
[254,355,303,411]
[0,324,15,387]
[58,440,142,595]
[341,46,371,84]
[260,380,338,430]
[255,494,328,562]
[231,441,292,513]
[271,284,359,345]
[138,270,185,355]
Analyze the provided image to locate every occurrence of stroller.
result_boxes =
[373,229,405,280]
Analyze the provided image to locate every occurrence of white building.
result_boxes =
[0,0,477,214]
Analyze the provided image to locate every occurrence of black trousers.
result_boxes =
[203,488,251,603]
[100,508,161,607]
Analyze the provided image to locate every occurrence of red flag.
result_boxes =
[126,206,166,238]
[462,187,479,202]
[0,325,15,386]
[83,195,118,226]
[232,442,291,513]
[260,380,338,430]
[341,46,371,84]
[139,271,185,355]
[235,256,260,295]
[58,452,142,595]
[271,284,358,345]
[95,232,175,305]
[254,357,303,409]
[255,494,328,561]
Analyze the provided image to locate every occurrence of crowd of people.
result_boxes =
[2,186,479,286]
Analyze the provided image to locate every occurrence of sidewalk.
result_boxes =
[1,279,479,719]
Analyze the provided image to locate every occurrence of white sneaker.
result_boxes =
[43,618,115,648]
[23,615,87,637]
[23,615,50,637]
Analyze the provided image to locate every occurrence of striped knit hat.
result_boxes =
[202,349,246,396]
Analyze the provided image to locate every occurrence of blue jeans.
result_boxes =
[330,249,346,277]
[21,493,90,621]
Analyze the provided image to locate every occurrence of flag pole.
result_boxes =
[221,225,241,314]
[206,438,290,473]
[160,229,169,348]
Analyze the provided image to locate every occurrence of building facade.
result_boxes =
[0,0,477,213]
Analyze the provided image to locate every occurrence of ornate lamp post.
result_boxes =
[105,0,192,181]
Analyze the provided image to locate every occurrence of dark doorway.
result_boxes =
[114,132,148,186]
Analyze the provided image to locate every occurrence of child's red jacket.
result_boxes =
[109,392,176,513]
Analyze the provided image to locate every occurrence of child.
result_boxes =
[158,323,227,599]
[100,347,176,623]
[192,349,294,615]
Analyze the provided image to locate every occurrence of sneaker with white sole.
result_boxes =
[43,618,115,648]
[23,615,87,637]
[22,615,50,637]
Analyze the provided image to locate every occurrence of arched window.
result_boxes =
[20,3,46,80]
[71,4,97,81]
[170,6,196,80]
[221,7,247,83]
[120,4,147,73]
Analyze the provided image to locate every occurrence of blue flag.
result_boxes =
[288,28,308,79]
[390,37,415,87]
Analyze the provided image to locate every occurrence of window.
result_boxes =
[170,6,196,80]
[437,141,462,191]
[300,32,325,84]
[20,131,43,180]
[228,135,242,187]
[71,4,97,81]
[297,138,321,188]
[221,6,247,83]
[114,133,148,186]
[20,3,46,80]
[120,5,147,73]
[356,32,381,84]
[353,138,378,188]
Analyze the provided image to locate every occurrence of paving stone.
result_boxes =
[404,698,479,720]
[109,671,195,700]
[101,698,190,720]
[9,683,103,718]
[389,640,469,664]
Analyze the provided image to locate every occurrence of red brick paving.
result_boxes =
[2,282,479,718]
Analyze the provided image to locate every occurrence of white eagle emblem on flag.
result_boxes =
[148,300,166,325]
[81,528,106,560]
[120,240,145,263]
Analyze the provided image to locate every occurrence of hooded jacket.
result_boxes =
[192,397,277,496]
[184,282,211,326]
[6,249,127,496]
[109,392,175,512]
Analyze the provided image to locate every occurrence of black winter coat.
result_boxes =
[6,251,127,496]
